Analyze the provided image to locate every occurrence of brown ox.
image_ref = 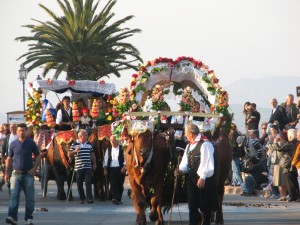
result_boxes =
[125,128,173,225]
[208,128,232,225]
[48,130,77,200]
[88,128,110,200]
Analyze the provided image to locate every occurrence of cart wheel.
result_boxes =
[41,157,49,198]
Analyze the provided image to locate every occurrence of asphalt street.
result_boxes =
[0,179,299,225]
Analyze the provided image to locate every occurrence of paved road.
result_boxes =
[0,180,299,225]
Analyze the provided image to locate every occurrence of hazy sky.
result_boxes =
[1,0,300,123]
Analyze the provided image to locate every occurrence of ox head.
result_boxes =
[133,130,153,160]
[124,120,154,169]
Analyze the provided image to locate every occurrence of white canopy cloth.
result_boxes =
[31,80,116,95]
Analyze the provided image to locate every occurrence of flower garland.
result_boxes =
[115,87,134,114]
[151,85,169,111]
[25,88,43,131]
[179,86,194,112]
[105,95,113,122]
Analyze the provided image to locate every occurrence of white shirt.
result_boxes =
[56,108,71,124]
[103,145,125,168]
[8,134,18,148]
[179,133,214,179]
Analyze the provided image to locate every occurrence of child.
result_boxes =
[80,108,92,129]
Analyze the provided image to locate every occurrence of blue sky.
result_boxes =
[1,0,300,123]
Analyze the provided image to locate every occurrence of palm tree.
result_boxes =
[16,0,142,80]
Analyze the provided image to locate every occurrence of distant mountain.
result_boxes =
[224,76,300,133]
[224,76,299,107]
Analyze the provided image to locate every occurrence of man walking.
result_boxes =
[174,123,217,225]
[103,135,126,205]
[68,129,97,204]
[5,123,41,225]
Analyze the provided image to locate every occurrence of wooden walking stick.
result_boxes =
[168,153,182,225]
[66,167,76,203]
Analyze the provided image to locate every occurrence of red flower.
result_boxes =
[168,63,174,69]
[147,61,151,66]
[130,81,136,87]
[213,78,219,83]
[208,70,214,74]
[68,80,75,86]
[107,95,112,100]
[28,82,33,88]
[98,80,105,85]
[141,66,146,72]
[47,79,53,85]
[132,74,138,78]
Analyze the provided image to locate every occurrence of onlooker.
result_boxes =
[0,124,6,190]
[292,130,300,178]
[280,94,299,129]
[241,157,268,196]
[247,103,261,137]
[269,130,288,200]
[56,96,73,131]
[4,123,41,225]
[174,123,217,225]
[258,122,269,147]
[266,125,280,198]
[68,129,97,204]
[236,132,263,161]
[269,98,288,131]
[103,135,126,205]
[243,101,251,132]
[258,122,269,170]
[277,129,300,202]
[2,123,18,160]
[2,123,18,194]
[229,123,243,186]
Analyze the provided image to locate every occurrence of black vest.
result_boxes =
[187,140,204,174]
[107,145,124,168]
[58,108,73,131]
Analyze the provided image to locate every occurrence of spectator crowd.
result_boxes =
[229,94,300,202]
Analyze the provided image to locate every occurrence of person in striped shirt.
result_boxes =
[69,129,96,204]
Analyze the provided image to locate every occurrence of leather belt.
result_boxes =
[13,170,29,175]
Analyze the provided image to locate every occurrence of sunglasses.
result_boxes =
[262,127,267,129]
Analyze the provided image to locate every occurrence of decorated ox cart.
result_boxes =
[110,56,233,225]
[26,79,116,199]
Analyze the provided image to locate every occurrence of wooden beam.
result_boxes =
[126,111,221,118]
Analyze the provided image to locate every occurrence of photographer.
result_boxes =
[241,157,268,196]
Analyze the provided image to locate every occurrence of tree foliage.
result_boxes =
[16,0,142,80]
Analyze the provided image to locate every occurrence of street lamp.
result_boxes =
[18,64,28,111]
[36,75,42,80]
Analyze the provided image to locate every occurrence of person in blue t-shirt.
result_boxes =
[4,123,41,225]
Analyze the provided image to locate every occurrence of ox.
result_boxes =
[124,120,175,225]
[88,128,110,201]
[47,130,77,200]
[205,127,232,225]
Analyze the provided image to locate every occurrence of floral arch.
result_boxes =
[125,56,232,132]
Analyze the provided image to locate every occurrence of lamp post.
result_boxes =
[36,75,42,80]
[18,64,28,111]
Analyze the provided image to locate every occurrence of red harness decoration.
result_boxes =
[58,144,70,169]
[97,124,112,141]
